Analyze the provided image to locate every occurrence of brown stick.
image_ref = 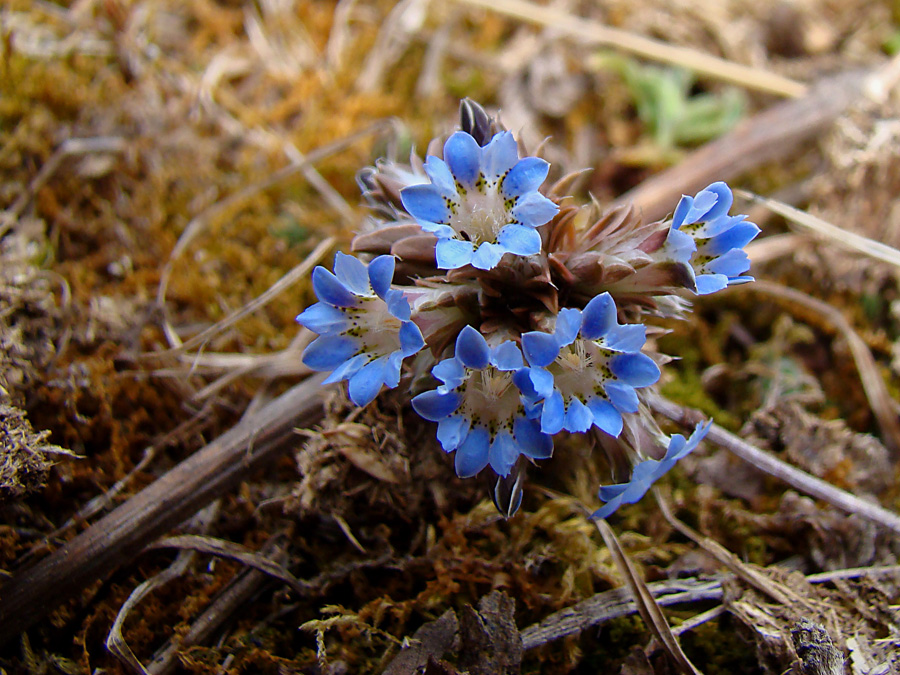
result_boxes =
[0,373,329,645]
[613,69,867,223]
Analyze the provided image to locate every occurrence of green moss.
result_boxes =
[660,367,741,432]
[680,617,761,674]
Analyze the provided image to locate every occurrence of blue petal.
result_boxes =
[699,213,745,239]
[672,194,693,230]
[664,228,696,262]
[412,390,462,421]
[580,292,616,340]
[540,390,566,435]
[401,184,452,224]
[514,417,553,459]
[491,341,524,370]
[705,220,760,255]
[696,182,733,222]
[496,224,541,256]
[367,255,396,298]
[522,331,560,368]
[437,414,469,451]
[587,397,623,437]
[526,367,555,399]
[333,253,370,296]
[399,320,425,356]
[312,267,357,308]
[605,324,646,353]
[564,397,593,433]
[501,157,550,197]
[384,288,412,321]
[443,131,481,187]
[554,308,582,347]
[296,303,348,335]
[303,335,358,370]
[325,352,368,384]
[489,431,520,477]
[695,274,729,295]
[423,156,456,196]
[432,357,466,389]
[510,192,558,227]
[610,353,660,387]
[685,187,720,223]
[590,493,626,520]
[630,459,664,488]
[455,325,490,369]
[598,482,631,502]
[471,242,505,270]
[348,358,388,406]
[455,426,490,478]
[706,248,750,277]
[512,369,539,399]
[384,352,403,388]
[726,275,755,286]
[605,381,639,413]
[481,131,518,181]
[665,421,710,462]
[424,223,456,238]
[435,238,474,269]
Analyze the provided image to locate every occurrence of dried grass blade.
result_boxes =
[649,395,900,534]
[147,537,286,675]
[737,189,900,270]
[454,0,806,98]
[148,534,310,595]
[156,122,388,349]
[107,552,194,675]
[748,280,900,457]
[653,489,802,609]
[594,519,704,675]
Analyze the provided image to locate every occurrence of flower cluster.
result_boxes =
[299,100,760,519]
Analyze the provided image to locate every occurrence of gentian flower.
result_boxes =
[665,182,761,294]
[411,326,552,478]
[515,293,660,438]
[296,100,762,518]
[590,421,712,520]
[297,253,424,406]
[400,130,559,271]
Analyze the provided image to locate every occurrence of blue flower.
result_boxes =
[399,131,559,271]
[515,293,661,438]
[590,421,711,520]
[297,253,425,407]
[411,326,553,478]
[665,182,760,295]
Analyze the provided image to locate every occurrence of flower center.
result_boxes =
[550,340,615,402]
[450,182,509,245]
[459,367,522,437]
[348,297,402,357]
